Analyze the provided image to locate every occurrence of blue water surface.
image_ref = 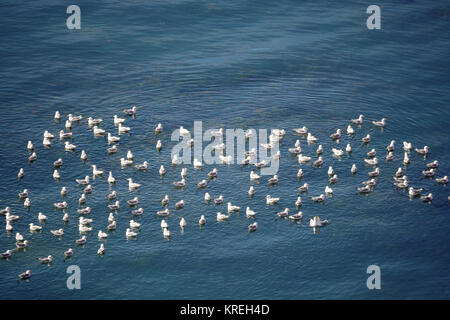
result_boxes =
[0,0,449,299]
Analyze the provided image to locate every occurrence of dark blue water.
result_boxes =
[0,0,449,299]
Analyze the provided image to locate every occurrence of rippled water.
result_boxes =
[0,0,449,299]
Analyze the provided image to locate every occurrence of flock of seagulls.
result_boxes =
[1,108,448,281]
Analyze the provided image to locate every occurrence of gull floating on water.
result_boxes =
[113,115,125,126]
[310,216,329,227]
[351,114,364,125]
[372,118,387,127]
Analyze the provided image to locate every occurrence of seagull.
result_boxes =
[163,227,171,238]
[309,216,329,227]
[107,191,117,201]
[16,232,24,242]
[214,195,224,205]
[93,126,105,135]
[351,114,364,125]
[250,171,260,180]
[204,192,211,202]
[422,168,435,177]
[409,187,423,198]
[76,175,90,185]
[293,126,308,134]
[364,158,378,166]
[0,206,10,215]
[208,168,218,178]
[43,137,52,146]
[295,196,302,207]
[78,224,92,233]
[120,158,133,166]
[156,208,170,217]
[159,165,166,176]
[175,200,184,209]
[1,250,12,259]
[53,169,60,179]
[347,125,354,135]
[18,168,24,179]
[180,167,188,178]
[118,123,131,134]
[107,144,118,154]
[216,212,230,221]
[368,168,380,177]
[372,118,386,127]
[197,179,208,188]
[97,244,105,255]
[403,152,410,165]
[107,171,116,184]
[362,179,377,187]
[367,149,377,157]
[38,212,47,221]
[18,189,28,199]
[436,176,448,184]
[362,134,371,143]
[386,140,395,151]
[155,123,163,134]
[62,213,69,222]
[246,207,256,218]
[311,194,325,203]
[78,194,86,205]
[420,193,433,202]
[107,221,117,231]
[288,146,302,154]
[28,152,37,162]
[395,168,404,177]
[88,117,103,126]
[64,141,76,151]
[331,148,344,157]
[76,236,87,244]
[386,152,394,161]
[18,270,31,280]
[54,111,61,120]
[156,140,162,151]
[180,217,187,228]
[77,207,91,215]
[298,154,312,163]
[27,141,34,151]
[79,217,92,225]
[199,215,206,225]
[307,133,318,143]
[160,220,168,228]
[358,185,372,193]
[266,195,280,205]
[227,202,240,213]
[277,208,289,217]
[16,240,29,249]
[37,255,53,264]
[248,222,258,232]
[123,106,137,115]
[346,144,352,153]
[24,198,31,208]
[268,175,279,185]
[415,146,429,155]
[65,119,72,130]
[328,166,334,176]
[127,178,141,190]
[98,230,108,239]
[403,141,412,152]
[426,160,439,169]
[179,126,190,136]
[6,212,19,222]
[51,228,64,236]
[68,114,83,122]
[161,194,170,206]
[83,185,92,194]
[289,212,303,221]
[172,155,182,166]
[107,133,120,144]
[314,156,323,167]
[316,145,323,155]
[108,201,120,211]
[113,114,125,125]
[127,197,139,206]
[298,183,309,193]
[173,178,186,188]
[53,158,63,167]
[64,249,73,258]
[330,129,341,140]
[92,165,104,176]
[130,220,141,229]
[59,130,72,139]
[126,228,138,238]
[135,161,148,171]
[325,186,334,195]
[29,223,42,232]
[297,169,303,179]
